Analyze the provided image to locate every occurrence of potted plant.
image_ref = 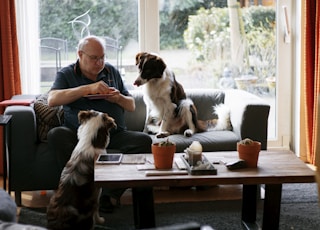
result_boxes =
[237,138,261,168]
[152,139,176,169]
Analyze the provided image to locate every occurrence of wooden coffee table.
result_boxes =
[95,150,315,229]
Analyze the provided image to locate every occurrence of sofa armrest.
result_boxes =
[224,89,270,150]
[4,105,38,161]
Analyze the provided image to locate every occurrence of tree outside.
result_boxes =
[39,0,275,95]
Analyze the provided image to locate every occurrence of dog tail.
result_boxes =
[206,104,233,131]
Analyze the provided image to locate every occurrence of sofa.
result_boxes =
[4,89,270,205]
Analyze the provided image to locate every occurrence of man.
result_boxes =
[47,35,152,212]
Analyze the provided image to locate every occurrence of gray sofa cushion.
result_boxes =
[186,90,225,120]
[0,189,16,222]
[150,130,239,153]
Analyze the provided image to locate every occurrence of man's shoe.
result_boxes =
[99,195,114,213]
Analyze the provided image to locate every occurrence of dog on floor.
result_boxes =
[47,110,116,230]
[133,52,232,138]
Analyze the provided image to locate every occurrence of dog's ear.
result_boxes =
[155,57,166,74]
[78,110,92,124]
[103,114,117,130]
[136,52,145,65]
[135,53,142,65]
[78,110,99,124]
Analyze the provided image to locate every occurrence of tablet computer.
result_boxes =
[96,153,123,164]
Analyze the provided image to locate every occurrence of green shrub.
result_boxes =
[183,5,276,83]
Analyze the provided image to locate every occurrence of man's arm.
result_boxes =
[48,87,87,107]
[48,81,135,112]
[114,94,135,112]
[48,81,112,107]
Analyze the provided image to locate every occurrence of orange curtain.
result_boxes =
[0,0,22,175]
[303,0,320,165]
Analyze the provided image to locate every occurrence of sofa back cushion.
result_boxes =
[124,89,225,132]
[186,89,225,120]
[125,91,146,131]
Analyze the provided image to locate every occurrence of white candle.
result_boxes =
[189,141,202,152]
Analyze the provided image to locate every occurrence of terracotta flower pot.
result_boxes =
[152,143,176,169]
[237,141,261,168]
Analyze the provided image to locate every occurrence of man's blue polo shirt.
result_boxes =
[51,60,130,133]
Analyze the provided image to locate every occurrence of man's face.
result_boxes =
[78,41,105,77]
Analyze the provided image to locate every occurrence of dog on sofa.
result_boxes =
[47,110,116,230]
[134,52,232,138]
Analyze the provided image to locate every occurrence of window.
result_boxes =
[16,0,296,149]
[37,0,140,92]
[138,0,295,149]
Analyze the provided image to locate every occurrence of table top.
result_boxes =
[94,150,315,188]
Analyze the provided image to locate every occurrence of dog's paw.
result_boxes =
[147,124,160,134]
[184,129,194,137]
[156,132,170,138]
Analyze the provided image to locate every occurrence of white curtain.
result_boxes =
[15,0,40,94]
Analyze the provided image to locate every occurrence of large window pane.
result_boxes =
[158,0,276,139]
[39,0,139,92]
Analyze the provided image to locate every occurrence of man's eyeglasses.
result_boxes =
[81,50,105,63]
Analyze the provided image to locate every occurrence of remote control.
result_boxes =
[225,159,247,170]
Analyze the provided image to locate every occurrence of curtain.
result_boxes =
[15,0,40,94]
[302,0,320,165]
[0,0,21,175]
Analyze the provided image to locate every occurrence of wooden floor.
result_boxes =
[0,176,243,209]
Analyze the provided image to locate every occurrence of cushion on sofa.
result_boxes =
[151,130,239,152]
[186,89,225,120]
[34,94,64,142]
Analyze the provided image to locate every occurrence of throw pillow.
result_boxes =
[0,189,16,222]
[34,93,64,142]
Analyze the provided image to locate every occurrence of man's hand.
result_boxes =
[48,81,111,106]
[48,81,135,112]
[87,81,112,95]
[104,87,120,103]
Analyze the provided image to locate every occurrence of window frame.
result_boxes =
[138,0,296,150]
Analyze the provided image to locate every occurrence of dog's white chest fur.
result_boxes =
[143,68,174,116]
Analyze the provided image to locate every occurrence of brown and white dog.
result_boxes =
[134,52,231,138]
[47,110,116,230]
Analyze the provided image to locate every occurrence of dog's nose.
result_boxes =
[133,79,141,86]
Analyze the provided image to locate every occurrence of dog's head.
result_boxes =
[133,52,167,86]
[77,110,116,149]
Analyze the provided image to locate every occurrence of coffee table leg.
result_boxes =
[262,184,282,230]
[132,187,155,229]
[242,184,259,229]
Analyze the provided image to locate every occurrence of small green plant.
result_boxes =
[158,138,175,147]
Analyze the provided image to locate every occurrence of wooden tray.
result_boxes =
[180,154,217,175]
